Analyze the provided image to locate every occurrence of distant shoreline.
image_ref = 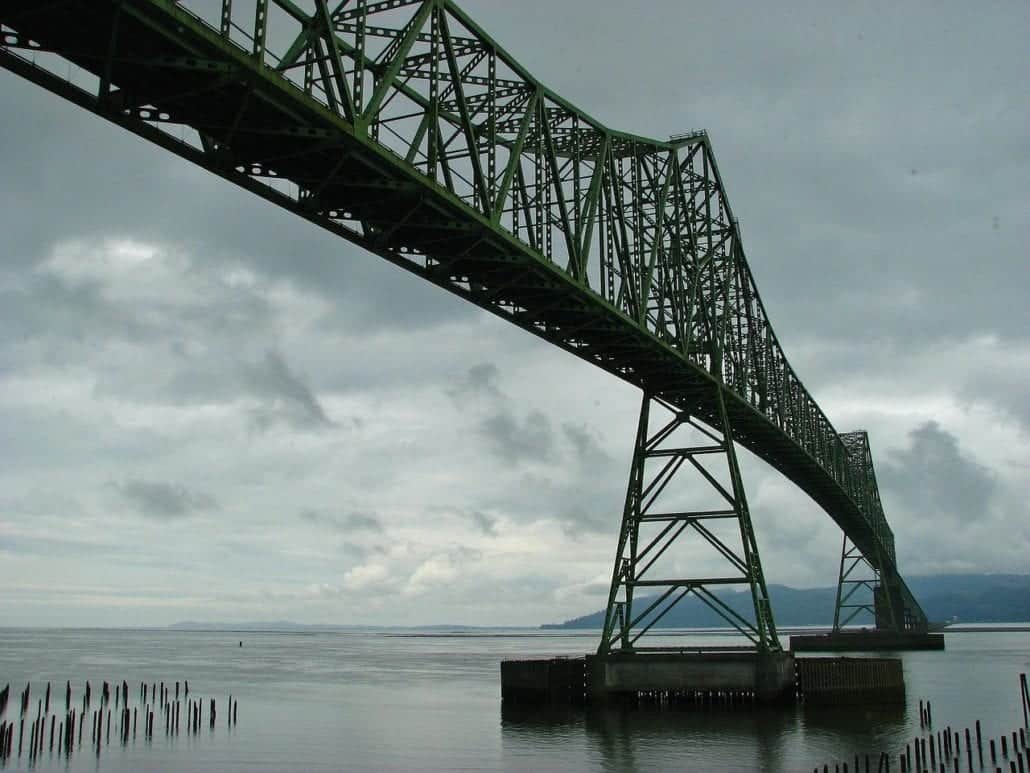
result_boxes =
[4,623,1030,634]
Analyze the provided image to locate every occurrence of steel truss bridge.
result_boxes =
[0,0,928,652]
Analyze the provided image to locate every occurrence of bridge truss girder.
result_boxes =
[0,0,926,632]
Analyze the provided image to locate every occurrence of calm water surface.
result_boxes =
[0,627,1028,771]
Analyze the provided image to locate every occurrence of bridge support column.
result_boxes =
[832,535,879,630]
[832,535,918,633]
[597,388,780,655]
[875,567,915,631]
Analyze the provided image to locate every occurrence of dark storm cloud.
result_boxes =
[245,350,333,430]
[879,421,996,522]
[299,509,384,534]
[117,479,218,519]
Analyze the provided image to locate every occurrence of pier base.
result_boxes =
[589,652,794,705]
[501,651,907,707]
[789,630,944,652]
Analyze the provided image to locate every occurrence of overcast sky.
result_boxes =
[1,1,1028,627]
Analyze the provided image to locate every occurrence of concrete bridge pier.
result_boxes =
[501,651,908,706]
[586,652,796,705]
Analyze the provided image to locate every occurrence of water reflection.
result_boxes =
[502,701,804,770]
[501,700,908,771]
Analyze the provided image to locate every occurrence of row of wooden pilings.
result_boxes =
[0,679,238,763]
[812,673,1030,773]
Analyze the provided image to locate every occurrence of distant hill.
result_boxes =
[542,574,1030,629]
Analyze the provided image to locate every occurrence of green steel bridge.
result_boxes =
[0,0,928,652]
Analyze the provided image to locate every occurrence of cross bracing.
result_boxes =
[0,0,927,631]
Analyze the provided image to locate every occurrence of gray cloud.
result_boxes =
[468,511,498,537]
[245,350,332,430]
[562,423,611,467]
[880,422,996,523]
[117,479,218,519]
[447,363,502,401]
[479,409,554,464]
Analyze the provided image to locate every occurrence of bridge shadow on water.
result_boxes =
[500,701,907,771]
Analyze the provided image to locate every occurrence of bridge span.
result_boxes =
[0,0,928,651]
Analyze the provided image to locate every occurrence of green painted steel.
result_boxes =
[833,534,879,631]
[599,391,783,653]
[0,0,927,632]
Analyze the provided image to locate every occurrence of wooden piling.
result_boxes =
[1021,674,1029,729]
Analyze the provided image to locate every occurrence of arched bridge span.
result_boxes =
[0,0,927,643]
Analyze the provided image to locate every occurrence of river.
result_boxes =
[0,626,1027,771]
